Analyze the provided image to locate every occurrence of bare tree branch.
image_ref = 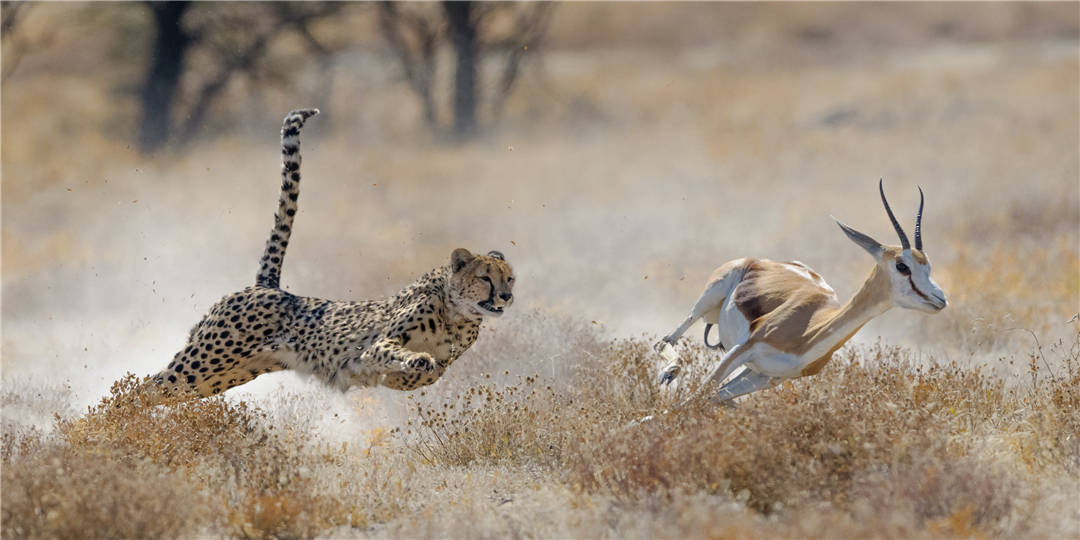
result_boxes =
[376,1,557,137]
[175,3,343,146]
[491,2,554,119]
[378,2,440,128]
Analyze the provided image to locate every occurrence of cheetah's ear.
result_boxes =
[451,248,475,273]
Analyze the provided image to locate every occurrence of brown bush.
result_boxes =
[1,375,374,539]
[403,335,1080,538]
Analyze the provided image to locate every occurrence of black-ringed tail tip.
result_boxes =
[287,108,320,121]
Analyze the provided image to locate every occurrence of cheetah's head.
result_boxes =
[448,248,515,319]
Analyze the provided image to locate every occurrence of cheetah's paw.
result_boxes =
[405,354,435,373]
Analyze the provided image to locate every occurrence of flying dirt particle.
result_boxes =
[510,240,517,246]
[132,200,137,203]
[66,188,72,192]
[644,275,648,279]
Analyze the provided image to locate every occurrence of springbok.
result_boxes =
[655,180,947,405]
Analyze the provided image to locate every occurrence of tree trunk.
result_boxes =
[138,1,191,153]
[443,1,477,138]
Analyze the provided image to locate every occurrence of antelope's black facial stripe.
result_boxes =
[908,277,933,303]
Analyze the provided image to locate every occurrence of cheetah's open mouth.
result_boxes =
[478,300,504,315]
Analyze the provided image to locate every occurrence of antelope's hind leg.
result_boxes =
[710,368,777,405]
[659,283,728,347]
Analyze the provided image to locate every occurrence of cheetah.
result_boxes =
[150,109,514,397]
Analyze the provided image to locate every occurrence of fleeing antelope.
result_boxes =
[655,180,947,405]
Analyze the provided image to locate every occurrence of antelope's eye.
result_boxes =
[895,261,911,275]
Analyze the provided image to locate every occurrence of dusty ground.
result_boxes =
[2,3,1078,538]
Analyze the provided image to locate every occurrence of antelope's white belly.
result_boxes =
[743,342,807,378]
[705,293,751,350]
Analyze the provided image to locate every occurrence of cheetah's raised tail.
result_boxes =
[255,108,320,289]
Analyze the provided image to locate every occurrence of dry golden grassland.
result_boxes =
[3,3,1079,538]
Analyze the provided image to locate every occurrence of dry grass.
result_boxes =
[399,334,1080,535]
[3,331,1077,538]
[2,375,416,539]
[3,3,1079,539]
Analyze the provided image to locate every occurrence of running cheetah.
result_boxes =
[150,109,514,397]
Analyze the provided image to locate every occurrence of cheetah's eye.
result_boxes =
[479,276,492,284]
[506,277,514,284]
[895,261,910,275]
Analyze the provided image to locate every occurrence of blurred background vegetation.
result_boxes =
[4,2,1077,148]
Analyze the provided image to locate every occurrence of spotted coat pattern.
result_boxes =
[151,109,514,397]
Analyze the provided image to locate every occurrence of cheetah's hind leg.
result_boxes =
[151,349,290,398]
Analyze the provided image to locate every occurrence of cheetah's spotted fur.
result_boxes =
[151,109,515,396]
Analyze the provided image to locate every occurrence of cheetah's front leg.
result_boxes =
[345,337,437,389]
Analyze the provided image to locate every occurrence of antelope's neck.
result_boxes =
[804,265,893,359]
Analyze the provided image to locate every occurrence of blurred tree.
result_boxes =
[443,1,478,136]
[138,1,191,153]
[378,1,553,139]
[136,2,345,153]
[1,2,52,81]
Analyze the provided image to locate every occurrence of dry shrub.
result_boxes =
[58,375,269,468]
[401,337,709,468]
[404,376,573,466]
[4,332,1077,539]
[1010,333,1080,473]
[1,444,211,539]
[1,374,368,539]
[2,378,218,539]
[407,333,1080,538]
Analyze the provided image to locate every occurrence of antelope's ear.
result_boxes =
[451,248,475,273]
[833,217,883,259]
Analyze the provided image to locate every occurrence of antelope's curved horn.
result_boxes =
[914,186,924,251]
[879,178,910,250]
